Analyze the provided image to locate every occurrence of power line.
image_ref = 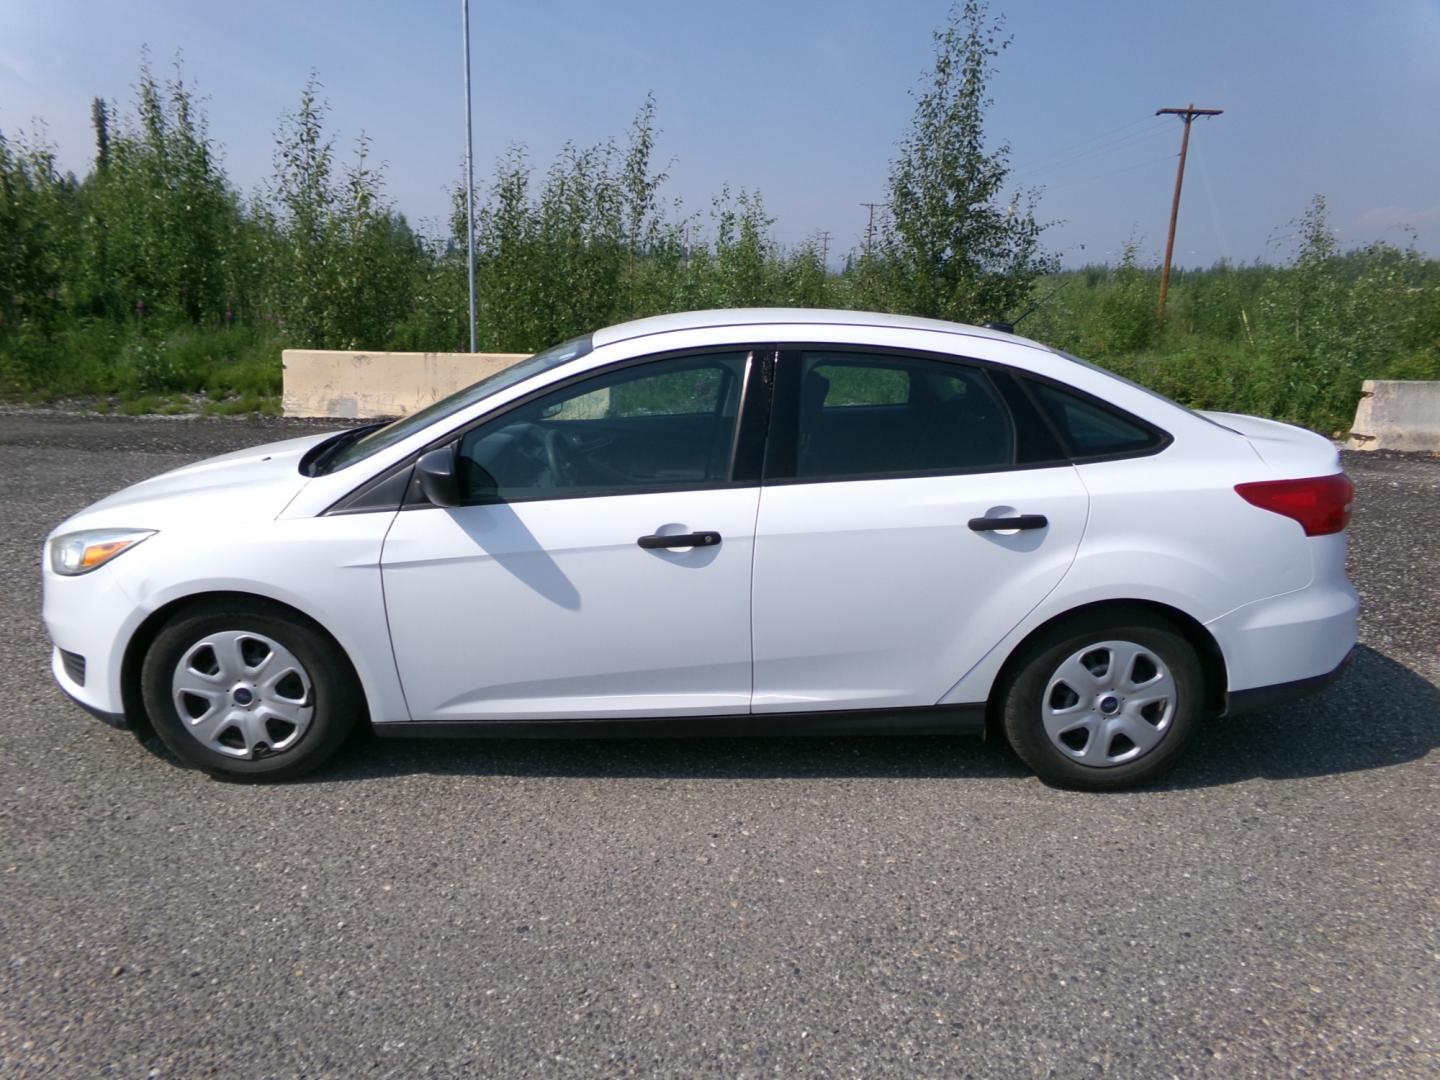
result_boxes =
[1011,118,1157,173]
[1030,114,1158,161]
[1012,129,1171,185]
[1191,140,1231,265]
[1038,150,1178,195]
[1012,117,1169,173]
[1010,117,1171,180]
[1016,122,1171,176]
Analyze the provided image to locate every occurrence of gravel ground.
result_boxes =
[1,412,1436,1078]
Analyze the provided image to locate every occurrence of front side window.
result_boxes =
[456,352,749,503]
[785,351,1016,481]
[320,335,593,474]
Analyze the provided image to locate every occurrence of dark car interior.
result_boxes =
[795,355,1015,478]
[454,350,1027,504]
[457,354,747,503]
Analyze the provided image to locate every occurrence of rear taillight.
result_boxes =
[1234,473,1355,536]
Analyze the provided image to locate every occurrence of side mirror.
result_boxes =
[415,446,461,507]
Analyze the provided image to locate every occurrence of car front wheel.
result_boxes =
[141,599,362,780]
[1001,611,1204,790]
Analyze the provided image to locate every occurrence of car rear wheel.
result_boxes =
[1001,611,1204,790]
[141,599,362,781]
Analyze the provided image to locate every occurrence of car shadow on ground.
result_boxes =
[321,720,1029,784]
[1155,644,1439,789]
[296,645,1438,789]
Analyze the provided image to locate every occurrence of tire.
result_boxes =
[141,598,363,781]
[1000,611,1204,791]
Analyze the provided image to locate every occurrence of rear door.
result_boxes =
[750,348,1090,712]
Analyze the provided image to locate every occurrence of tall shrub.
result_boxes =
[75,62,244,322]
[264,77,426,349]
[862,0,1053,323]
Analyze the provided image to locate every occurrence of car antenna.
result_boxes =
[984,275,1080,336]
[984,244,1082,334]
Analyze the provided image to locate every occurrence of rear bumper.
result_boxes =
[1206,573,1359,696]
[1224,647,1353,716]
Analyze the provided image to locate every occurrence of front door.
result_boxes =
[381,350,761,721]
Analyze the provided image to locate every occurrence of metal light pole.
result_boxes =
[462,0,477,353]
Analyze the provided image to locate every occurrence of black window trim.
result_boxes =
[324,344,777,514]
[1012,368,1174,464]
[323,340,1174,513]
[325,461,417,516]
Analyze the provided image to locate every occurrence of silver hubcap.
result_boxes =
[171,630,314,759]
[1041,639,1177,767]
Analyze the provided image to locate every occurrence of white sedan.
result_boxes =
[43,309,1358,789]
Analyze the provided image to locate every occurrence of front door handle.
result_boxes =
[968,514,1048,532]
[637,531,722,550]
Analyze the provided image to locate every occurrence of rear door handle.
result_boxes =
[968,514,1048,532]
[637,531,722,549]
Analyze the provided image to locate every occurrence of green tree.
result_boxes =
[1092,237,1159,352]
[1252,194,1440,429]
[74,60,246,322]
[865,0,1053,323]
[468,98,687,350]
[0,129,79,346]
[265,77,426,349]
[697,187,777,307]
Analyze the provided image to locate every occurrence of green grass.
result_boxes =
[0,320,282,399]
[118,396,164,416]
[0,319,284,417]
[201,395,280,417]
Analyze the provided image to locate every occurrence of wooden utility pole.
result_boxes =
[817,230,832,267]
[860,202,886,255]
[1156,104,1222,318]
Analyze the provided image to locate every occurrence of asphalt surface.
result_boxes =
[1,411,1437,1078]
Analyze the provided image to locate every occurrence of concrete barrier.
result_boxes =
[1349,380,1440,452]
[282,349,529,419]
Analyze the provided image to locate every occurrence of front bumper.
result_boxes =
[43,558,143,724]
[52,651,129,728]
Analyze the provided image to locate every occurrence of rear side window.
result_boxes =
[1026,380,1165,459]
[820,366,909,406]
[788,352,1015,480]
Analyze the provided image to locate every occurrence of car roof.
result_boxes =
[590,307,1043,350]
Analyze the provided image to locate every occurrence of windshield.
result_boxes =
[321,334,593,473]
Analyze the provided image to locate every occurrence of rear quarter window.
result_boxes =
[1026,380,1166,459]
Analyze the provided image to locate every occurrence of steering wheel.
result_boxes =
[542,428,583,486]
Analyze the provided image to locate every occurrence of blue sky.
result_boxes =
[3,0,1437,268]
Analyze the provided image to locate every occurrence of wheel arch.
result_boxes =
[983,598,1228,735]
[120,591,371,730]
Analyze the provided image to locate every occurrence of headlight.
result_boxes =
[49,528,156,576]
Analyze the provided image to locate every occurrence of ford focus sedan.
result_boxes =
[43,309,1357,789]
